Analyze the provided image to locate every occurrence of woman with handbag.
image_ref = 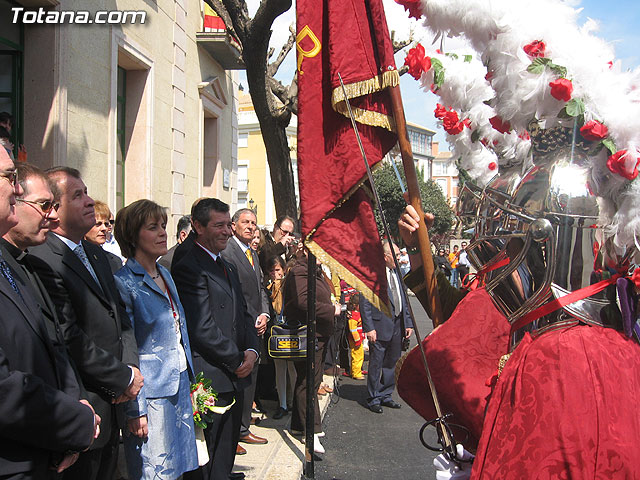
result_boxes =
[265,255,297,420]
[283,247,340,454]
[113,200,198,480]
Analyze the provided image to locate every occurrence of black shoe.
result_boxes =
[369,404,383,414]
[229,473,245,480]
[273,407,287,419]
[381,399,402,409]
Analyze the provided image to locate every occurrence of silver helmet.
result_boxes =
[458,124,629,345]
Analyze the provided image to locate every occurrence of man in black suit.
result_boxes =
[173,198,259,480]
[360,240,413,414]
[29,167,142,480]
[158,214,191,270]
[221,208,269,446]
[0,152,99,479]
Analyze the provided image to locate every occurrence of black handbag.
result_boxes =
[268,322,307,359]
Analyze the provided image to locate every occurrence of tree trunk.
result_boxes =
[243,40,298,222]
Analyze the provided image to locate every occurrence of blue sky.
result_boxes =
[242,0,639,149]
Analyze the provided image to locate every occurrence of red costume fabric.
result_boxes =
[397,288,510,449]
[471,325,640,478]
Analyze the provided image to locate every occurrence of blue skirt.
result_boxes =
[124,369,198,480]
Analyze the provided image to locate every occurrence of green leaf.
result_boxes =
[564,98,585,117]
[446,52,459,60]
[549,63,567,78]
[464,55,473,63]
[471,129,480,143]
[431,58,445,89]
[602,138,617,155]
[527,57,552,75]
[557,106,572,119]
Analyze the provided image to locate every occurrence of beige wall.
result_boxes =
[20,0,239,239]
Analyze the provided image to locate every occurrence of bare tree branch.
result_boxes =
[267,24,295,77]
[391,28,414,53]
[251,0,292,44]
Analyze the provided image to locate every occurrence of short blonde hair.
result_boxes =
[94,200,112,220]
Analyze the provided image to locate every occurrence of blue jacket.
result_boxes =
[114,259,194,418]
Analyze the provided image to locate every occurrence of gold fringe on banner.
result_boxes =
[306,239,392,318]
[331,70,399,132]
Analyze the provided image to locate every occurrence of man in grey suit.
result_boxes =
[360,240,413,414]
[221,208,269,446]
[29,167,142,480]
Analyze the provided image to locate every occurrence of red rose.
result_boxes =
[404,43,428,80]
[549,78,573,102]
[434,104,448,119]
[607,150,640,180]
[489,115,511,134]
[442,110,465,135]
[488,162,498,171]
[523,40,546,58]
[395,0,423,20]
[422,56,432,73]
[579,120,608,142]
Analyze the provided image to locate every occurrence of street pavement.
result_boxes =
[314,296,440,480]
[232,296,443,480]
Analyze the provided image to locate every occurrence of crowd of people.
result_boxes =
[433,241,470,288]
[0,140,426,479]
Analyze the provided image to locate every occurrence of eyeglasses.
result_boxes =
[0,170,18,187]
[279,226,293,236]
[95,220,114,227]
[17,198,60,215]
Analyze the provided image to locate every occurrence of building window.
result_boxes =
[0,0,24,154]
[238,132,248,148]
[433,161,449,176]
[436,178,447,194]
[237,164,248,192]
[409,129,428,155]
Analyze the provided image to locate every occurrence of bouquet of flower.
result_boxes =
[190,372,219,429]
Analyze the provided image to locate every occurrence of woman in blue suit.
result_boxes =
[114,200,198,480]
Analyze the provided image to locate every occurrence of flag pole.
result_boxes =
[303,252,317,479]
[388,85,445,328]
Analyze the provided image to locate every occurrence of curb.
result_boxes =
[233,374,335,479]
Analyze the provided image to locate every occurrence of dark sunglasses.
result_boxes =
[17,198,60,214]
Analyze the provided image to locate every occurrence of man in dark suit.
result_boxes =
[173,198,259,480]
[360,240,413,414]
[0,152,99,479]
[221,208,269,446]
[159,214,191,270]
[29,167,142,480]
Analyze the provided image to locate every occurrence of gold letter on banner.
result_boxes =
[296,25,321,74]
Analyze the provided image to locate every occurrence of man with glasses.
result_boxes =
[0,155,99,479]
[257,215,296,275]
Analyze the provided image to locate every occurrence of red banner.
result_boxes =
[296,0,399,313]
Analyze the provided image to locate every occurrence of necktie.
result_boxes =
[216,256,230,283]
[245,248,254,267]
[388,268,401,316]
[73,244,102,289]
[0,258,23,301]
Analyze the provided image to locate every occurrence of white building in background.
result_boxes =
[431,142,458,206]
